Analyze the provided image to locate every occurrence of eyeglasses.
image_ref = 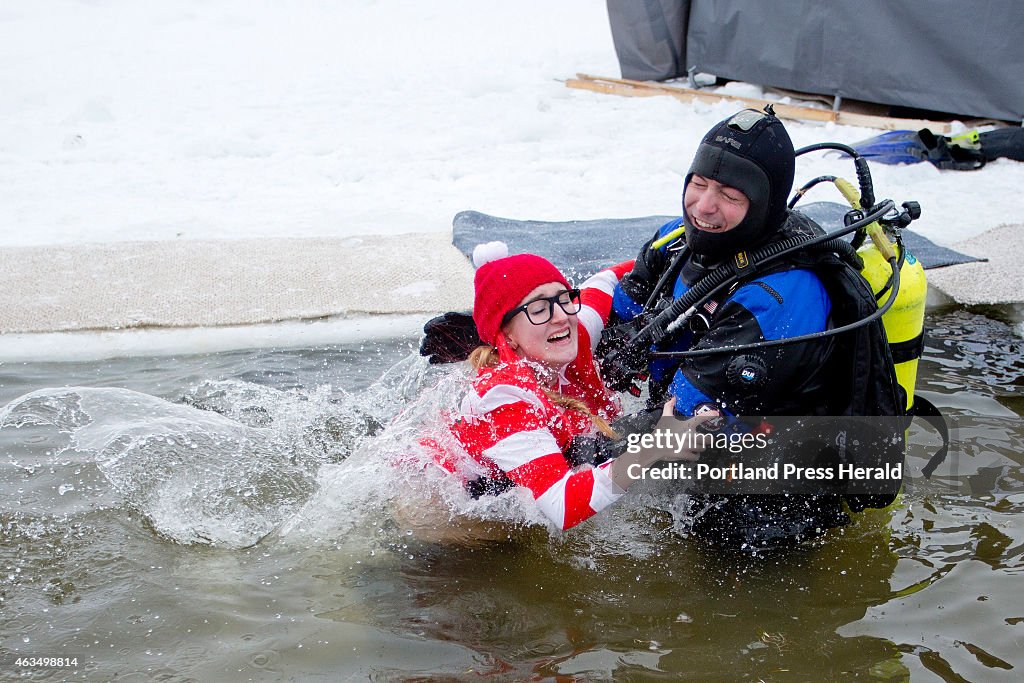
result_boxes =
[501,289,581,326]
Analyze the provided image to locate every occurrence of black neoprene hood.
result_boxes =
[683,107,796,261]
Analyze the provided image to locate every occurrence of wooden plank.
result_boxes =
[566,74,952,134]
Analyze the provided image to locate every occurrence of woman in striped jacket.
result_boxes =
[421,242,706,533]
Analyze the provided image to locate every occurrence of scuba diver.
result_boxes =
[414,245,709,534]
[602,106,908,548]
[610,107,830,412]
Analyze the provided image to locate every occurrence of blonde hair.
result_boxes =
[468,345,618,439]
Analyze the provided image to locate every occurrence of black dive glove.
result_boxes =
[618,236,670,306]
[610,405,663,436]
[419,311,481,364]
[595,237,669,394]
[596,317,651,395]
[564,406,662,467]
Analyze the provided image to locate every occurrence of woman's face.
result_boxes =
[502,282,579,370]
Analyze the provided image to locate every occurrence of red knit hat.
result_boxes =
[471,242,570,347]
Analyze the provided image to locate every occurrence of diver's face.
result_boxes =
[684,174,750,233]
[502,282,579,370]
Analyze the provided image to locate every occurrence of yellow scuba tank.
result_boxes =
[834,179,927,411]
[858,239,926,410]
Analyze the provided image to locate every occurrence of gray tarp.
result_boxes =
[607,0,1024,122]
[451,203,980,284]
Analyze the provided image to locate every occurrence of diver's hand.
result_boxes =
[660,410,717,462]
[619,238,669,304]
[419,311,481,364]
[608,407,717,489]
[596,322,650,396]
[610,405,662,436]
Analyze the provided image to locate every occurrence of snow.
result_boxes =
[4,0,1019,250]
[0,0,1021,356]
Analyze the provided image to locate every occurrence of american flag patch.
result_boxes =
[702,300,718,315]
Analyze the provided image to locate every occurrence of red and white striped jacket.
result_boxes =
[435,261,634,530]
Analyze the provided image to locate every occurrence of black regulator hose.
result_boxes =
[643,243,690,310]
[870,237,908,302]
[794,142,875,211]
[619,145,894,360]
[788,175,837,209]
[640,200,893,347]
[599,201,895,382]
[651,244,902,359]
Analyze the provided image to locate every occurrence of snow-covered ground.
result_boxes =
[3,0,1020,252]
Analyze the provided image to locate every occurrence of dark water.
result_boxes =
[0,310,1021,681]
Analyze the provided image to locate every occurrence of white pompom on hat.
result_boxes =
[470,242,569,346]
[471,241,510,268]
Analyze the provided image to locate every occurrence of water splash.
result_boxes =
[0,355,438,548]
[277,363,559,547]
